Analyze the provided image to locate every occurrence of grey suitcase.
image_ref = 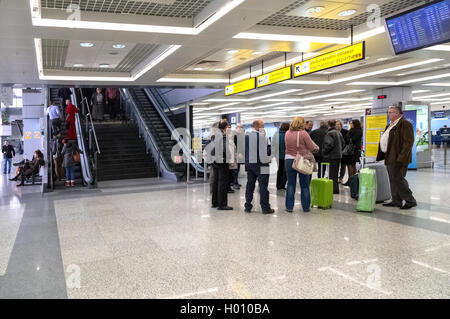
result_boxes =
[365,162,391,203]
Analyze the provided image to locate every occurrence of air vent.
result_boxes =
[197,60,221,65]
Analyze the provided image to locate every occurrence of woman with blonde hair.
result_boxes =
[284,116,319,213]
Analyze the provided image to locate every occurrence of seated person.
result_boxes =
[9,150,45,186]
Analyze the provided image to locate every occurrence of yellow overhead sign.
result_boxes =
[257,66,292,88]
[225,78,256,96]
[294,42,365,77]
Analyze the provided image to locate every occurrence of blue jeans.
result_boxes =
[285,159,312,212]
[65,166,75,181]
[3,157,12,174]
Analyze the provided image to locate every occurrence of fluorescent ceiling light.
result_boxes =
[253,51,263,55]
[157,78,229,83]
[346,81,398,86]
[228,50,239,54]
[99,64,110,68]
[430,100,450,105]
[264,90,365,102]
[424,45,450,52]
[377,57,389,61]
[423,83,450,87]
[73,63,84,67]
[412,90,431,94]
[233,32,348,44]
[214,68,225,71]
[80,42,94,48]
[325,97,372,102]
[204,102,239,111]
[112,44,126,49]
[194,68,203,71]
[338,9,357,17]
[402,73,450,84]
[205,89,302,103]
[413,92,450,99]
[29,0,244,35]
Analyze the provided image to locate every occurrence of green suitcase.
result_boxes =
[310,163,333,209]
[356,168,377,212]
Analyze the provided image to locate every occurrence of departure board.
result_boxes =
[386,0,450,54]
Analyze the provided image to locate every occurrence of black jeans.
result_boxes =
[245,164,270,211]
[339,159,346,179]
[109,99,120,119]
[211,164,229,207]
[276,158,286,189]
[50,118,61,136]
[328,159,340,194]
[386,164,416,205]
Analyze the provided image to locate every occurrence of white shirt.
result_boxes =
[380,116,402,153]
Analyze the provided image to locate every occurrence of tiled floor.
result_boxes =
[0,149,449,299]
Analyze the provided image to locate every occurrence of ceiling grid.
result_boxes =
[41,0,213,18]
[257,0,425,30]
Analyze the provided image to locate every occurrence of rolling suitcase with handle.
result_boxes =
[356,168,377,212]
[364,162,391,203]
[311,163,333,209]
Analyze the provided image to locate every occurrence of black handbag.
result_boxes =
[342,140,356,156]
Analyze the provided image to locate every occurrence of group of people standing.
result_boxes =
[90,87,121,121]
[207,117,363,213]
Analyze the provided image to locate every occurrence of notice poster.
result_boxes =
[365,114,388,158]
[403,110,417,169]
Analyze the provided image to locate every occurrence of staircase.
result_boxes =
[128,88,185,175]
[95,122,158,181]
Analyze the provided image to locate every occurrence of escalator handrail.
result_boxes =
[71,89,94,185]
[144,88,205,174]
[149,87,176,118]
[80,96,101,155]
[121,88,177,178]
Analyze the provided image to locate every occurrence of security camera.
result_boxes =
[331,106,334,109]
[443,105,446,109]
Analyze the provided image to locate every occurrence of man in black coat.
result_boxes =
[310,121,328,178]
[322,120,345,194]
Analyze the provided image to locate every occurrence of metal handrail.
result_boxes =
[121,88,177,181]
[80,96,101,155]
[144,88,206,174]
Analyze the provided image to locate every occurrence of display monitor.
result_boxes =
[385,0,450,55]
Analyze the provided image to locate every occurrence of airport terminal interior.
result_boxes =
[0,0,449,299]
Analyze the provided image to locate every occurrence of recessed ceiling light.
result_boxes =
[228,50,239,54]
[194,67,203,71]
[253,51,263,55]
[80,42,94,48]
[338,9,357,17]
[112,44,125,49]
[99,64,110,68]
[73,63,84,67]
[305,6,325,14]
[214,68,224,71]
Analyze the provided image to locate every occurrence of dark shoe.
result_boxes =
[400,202,417,210]
[303,209,310,213]
[383,202,401,207]
[285,209,293,213]
[227,189,235,193]
[211,205,218,208]
[9,177,17,181]
[217,206,233,210]
[262,208,275,214]
[244,209,251,213]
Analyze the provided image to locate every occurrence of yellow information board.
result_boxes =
[366,144,380,157]
[366,130,383,143]
[366,115,387,129]
[192,137,202,151]
[225,78,255,96]
[257,66,292,88]
[294,42,365,77]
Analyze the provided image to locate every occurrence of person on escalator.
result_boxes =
[91,88,105,121]
[61,139,82,187]
[65,99,79,140]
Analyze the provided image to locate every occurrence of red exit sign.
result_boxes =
[377,95,388,99]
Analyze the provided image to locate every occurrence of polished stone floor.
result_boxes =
[0,150,449,299]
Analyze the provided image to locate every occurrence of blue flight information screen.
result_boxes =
[386,0,450,54]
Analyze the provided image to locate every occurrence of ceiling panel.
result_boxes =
[42,39,159,72]
[40,0,213,18]
[257,0,425,30]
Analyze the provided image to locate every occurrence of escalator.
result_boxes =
[126,88,186,177]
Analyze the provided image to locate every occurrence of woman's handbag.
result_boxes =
[73,150,81,163]
[292,132,315,175]
[342,140,356,156]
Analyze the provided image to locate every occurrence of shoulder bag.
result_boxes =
[292,132,314,175]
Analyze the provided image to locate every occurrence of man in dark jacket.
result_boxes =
[244,120,274,214]
[322,120,345,194]
[2,140,15,174]
[210,120,233,210]
[58,88,72,111]
[376,106,417,209]
[310,121,328,178]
